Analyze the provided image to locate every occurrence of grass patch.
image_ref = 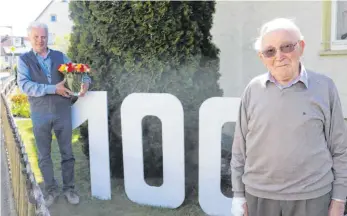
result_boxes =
[15,119,206,216]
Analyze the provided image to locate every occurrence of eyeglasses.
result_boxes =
[261,41,299,58]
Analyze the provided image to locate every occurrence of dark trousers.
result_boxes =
[31,111,75,193]
[245,192,331,216]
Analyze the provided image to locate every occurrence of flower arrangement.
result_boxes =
[58,63,91,97]
[58,62,91,74]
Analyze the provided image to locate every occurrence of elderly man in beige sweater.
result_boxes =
[231,18,347,216]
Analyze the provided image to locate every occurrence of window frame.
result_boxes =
[13,37,21,46]
[320,0,347,55]
[330,0,347,51]
[50,14,57,22]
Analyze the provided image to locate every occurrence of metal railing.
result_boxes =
[1,75,15,95]
[1,76,50,216]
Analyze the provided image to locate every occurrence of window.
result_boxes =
[48,33,55,45]
[331,0,347,50]
[13,37,21,46]
[321,0,347,55]
[50,14,57,22]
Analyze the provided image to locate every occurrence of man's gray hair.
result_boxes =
[254,18,304,51]
[27,22,49,35]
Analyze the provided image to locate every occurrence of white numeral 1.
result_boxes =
[199,97,240,216]
[71,91,111,200]
[121,93,185,208]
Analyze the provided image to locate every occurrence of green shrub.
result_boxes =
[10,91,31,118]
[68,1,223,191]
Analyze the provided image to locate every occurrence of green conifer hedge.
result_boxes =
[68,1,223,189]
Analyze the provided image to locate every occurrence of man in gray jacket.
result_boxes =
[17,22,91,207]
[231,18,347,216]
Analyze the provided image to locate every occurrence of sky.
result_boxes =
[0,0,52,36]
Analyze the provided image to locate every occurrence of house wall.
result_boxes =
[211,1,347,118]
[36,0,73,43]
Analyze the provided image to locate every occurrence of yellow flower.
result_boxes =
[75,64,82,72]
[58,64,67,73]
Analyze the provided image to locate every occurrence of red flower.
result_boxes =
[67,63,74,73]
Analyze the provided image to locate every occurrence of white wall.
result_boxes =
[211,1,347,117]
[36,0,73,41]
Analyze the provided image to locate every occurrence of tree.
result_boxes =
[68,1,223,192]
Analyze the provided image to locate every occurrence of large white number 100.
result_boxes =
[72,92,240,216]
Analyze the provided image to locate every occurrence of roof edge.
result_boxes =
[35,0,54,21]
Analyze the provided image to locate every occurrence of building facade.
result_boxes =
[35,0,72,51]
[0,36,30,70]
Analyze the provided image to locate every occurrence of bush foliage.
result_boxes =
[10,89,30,118]
[68,1,223,188]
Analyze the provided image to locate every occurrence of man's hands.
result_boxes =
[55,80,72,97]
[55,80,89,98]
[328,200,345,216]
[243,203,248,216]
[79,82,89,97]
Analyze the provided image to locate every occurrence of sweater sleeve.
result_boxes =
[326,80,347,201]
[231,86,250,198]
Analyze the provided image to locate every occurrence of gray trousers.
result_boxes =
[245,192,331,216]
[31,110,75,193]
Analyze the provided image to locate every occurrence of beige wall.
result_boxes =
[211,1,347,117]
